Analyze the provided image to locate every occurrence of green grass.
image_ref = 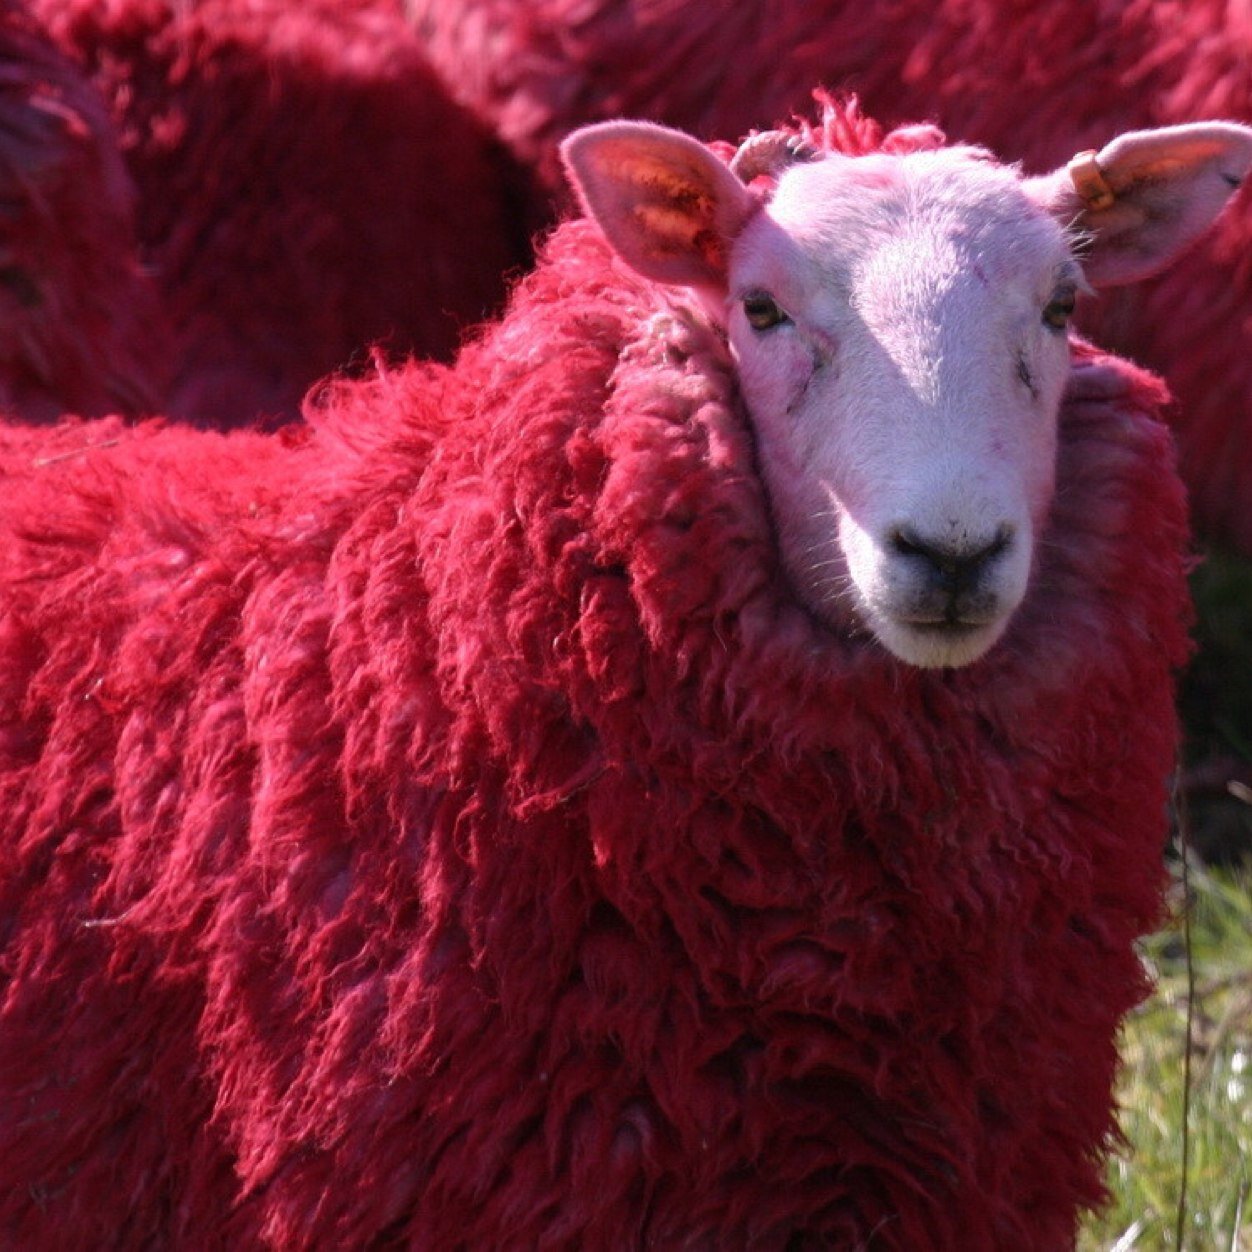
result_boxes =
[1079,860,1252,1250]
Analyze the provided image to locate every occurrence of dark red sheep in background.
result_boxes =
[406,0,1252,553]
[2,99,1241,1246]
[21,0,534,429]
[0,1,165,421]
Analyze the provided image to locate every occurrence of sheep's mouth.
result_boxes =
[894,604,1006,637]
[891,586,1006,629]
[871,612,1012,669]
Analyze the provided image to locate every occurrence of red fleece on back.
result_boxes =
[0,145,1189,1249]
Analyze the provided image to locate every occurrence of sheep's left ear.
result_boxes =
[1028,122,1252,287]
[560,120,757,291]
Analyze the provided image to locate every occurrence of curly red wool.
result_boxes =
[0,127,1189,1248]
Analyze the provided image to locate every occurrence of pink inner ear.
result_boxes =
[562,121,755,290]
[691,226,728,278]
[1101,125,1252,186]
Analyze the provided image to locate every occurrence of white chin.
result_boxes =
[871,615,1010,670]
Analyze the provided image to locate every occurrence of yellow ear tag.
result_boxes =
[1067,149,1116,211]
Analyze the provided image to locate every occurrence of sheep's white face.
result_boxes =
[563,116,1252,667]
[727,151,1076,667]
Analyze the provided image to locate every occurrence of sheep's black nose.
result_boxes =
[891,527,1011,595]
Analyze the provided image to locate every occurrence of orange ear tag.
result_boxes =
[1067,150,1116,211]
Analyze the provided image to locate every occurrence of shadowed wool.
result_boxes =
[0,165,1189,1247]
[0,1,164,421]
[24,0,533,429]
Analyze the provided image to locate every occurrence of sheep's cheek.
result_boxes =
[736,334,821,440]
[1025,341,1067,508]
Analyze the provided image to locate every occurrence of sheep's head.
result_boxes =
[562,116,1252,668]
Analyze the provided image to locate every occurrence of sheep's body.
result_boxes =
[25,0,533,428]
[407,0,1252,551]
[0,190,1190,1246]
[0,2,165,421]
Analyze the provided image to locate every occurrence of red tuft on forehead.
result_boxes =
[790,90,947,158]
[724,93,948,196]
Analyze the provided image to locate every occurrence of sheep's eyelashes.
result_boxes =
[743,292,789,331]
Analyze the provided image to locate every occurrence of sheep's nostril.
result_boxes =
[891,528,926,559]
[891,526,1012,592]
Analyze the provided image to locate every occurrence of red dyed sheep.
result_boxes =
[408,0,1252,551]
[0,1,165,421]
[1,103,1247,1248]
[25,0,534,429]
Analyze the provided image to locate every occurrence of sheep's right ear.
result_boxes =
[561,121,757,290]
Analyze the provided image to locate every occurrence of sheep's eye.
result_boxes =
[1042,290,1076,332]
[743,291,789,331]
